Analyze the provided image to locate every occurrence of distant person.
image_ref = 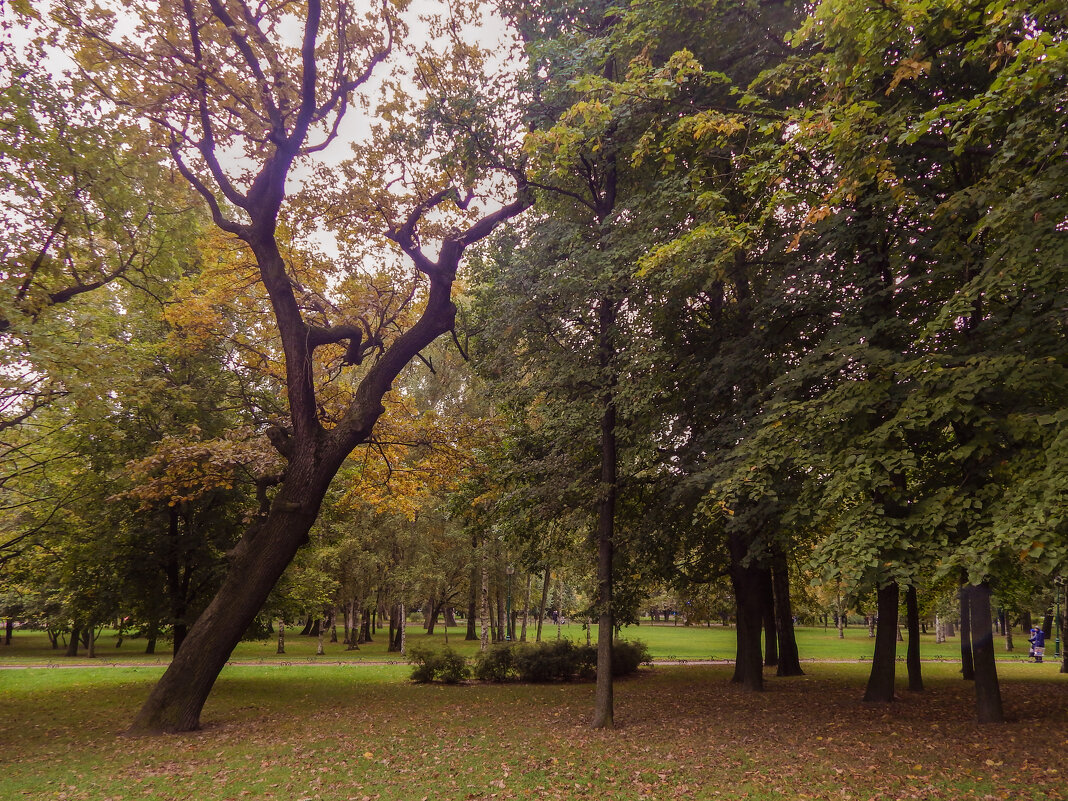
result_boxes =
[1029,627,1045,663]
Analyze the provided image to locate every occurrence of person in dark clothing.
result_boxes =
[1029,627,1045,663]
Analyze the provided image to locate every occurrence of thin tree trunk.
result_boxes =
[399,601,406,655]
[960,576,975,681]
[863,582,899,703]
[536,567,550,643]
[479,542,490,653]
[277,618,285,654]
[591,381,617,729]
[905,585,923,692]
[316,608,328,655]
[1001,610,1013,653]
[968,581,1003,723]
[3,618,12,645]
[466,534,479,641]
[520,572,532,642]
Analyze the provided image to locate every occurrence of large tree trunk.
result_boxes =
[729,532,764,692]
[66,623,81,657]
[863,582,899,703]
[960,576,975,680]
[129,464,335,734]
[968,581,1003,723]
[772,551,803,677]
[905,584,923,692]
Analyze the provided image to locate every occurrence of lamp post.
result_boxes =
[505,566,515,641]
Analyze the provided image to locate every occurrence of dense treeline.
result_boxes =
[0,0,1064,732]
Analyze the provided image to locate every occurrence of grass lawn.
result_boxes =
[0,620,1047,666]
[1,659,1065,801]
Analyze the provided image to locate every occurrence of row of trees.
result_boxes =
[1,0,1064,733]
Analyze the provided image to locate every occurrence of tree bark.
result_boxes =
[863,582,899,703]
[3,618,12,645]
[761,566,778,668]
[729,532,764,692]
[536,567,550,643]
[520,572,532,642]
[66,623,81,657]
[968,581,1003,723]
[277,617,285,654]
[590,292,618,730]
[479,542,490,652]
[772,552,803,677]
[905,585,923,692]
[466,534,479,641]
[960,577,975,681]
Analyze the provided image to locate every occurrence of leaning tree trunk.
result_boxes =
[772,551,803,677]
[863,582,899,703]
[129,456,339,734]
[905,585,923,692]
[968,581,1004,723]
[960,575,975,681]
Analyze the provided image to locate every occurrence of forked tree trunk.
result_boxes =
[863,582,898,703]
[968,581,1003,723]
[960,576,975,681]
[772,551,803,677]
[905,585,923,692]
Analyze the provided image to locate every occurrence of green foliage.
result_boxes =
[406,645,470,684]
[611,639,651,676]
[472,643,515,682]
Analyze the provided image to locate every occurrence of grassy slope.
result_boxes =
[1,661,1066,801]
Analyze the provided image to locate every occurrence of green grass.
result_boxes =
[1,660,1065,801]
[0,619,1047,667]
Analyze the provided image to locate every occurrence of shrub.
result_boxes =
[514,639,594,682]
[473,643,515,682]
[612,639,651,676]
[407,645,470,684]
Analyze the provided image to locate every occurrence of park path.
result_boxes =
[0,656,1053,670]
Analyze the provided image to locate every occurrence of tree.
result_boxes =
[55,0,529,733]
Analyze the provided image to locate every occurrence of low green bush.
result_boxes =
[407,645,470,684]
[473,643,515,682]
[612,639,651,676]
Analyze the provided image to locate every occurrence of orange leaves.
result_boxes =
[120,425,283,508]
